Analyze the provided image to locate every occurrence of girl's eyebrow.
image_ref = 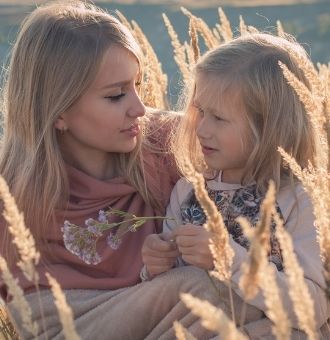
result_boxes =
[193,100,221,116]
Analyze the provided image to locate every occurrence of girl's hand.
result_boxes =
[141,233,180,278]
[173,224,214,270]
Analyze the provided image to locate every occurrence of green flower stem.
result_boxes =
[97,216,177,231]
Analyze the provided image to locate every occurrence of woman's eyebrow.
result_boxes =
[99,79,131,90]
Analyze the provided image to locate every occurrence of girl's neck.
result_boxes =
[221,170,244,184]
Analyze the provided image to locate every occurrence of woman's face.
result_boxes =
[58,45,145,160]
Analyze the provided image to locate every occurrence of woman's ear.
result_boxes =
[54,115,68,132]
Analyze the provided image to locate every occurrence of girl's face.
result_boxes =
[57,45,145,160]
[194,74,253,184]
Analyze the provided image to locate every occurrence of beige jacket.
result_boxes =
[163,175,330,334]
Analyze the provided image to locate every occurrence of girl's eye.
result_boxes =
[197,107,204,116]
[106,93,125,101]
[214,115,224,121]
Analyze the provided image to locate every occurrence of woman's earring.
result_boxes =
[61,127,67,135]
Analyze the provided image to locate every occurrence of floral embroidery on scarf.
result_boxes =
[181,184,283,271]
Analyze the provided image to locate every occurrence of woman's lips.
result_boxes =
[121,124,140,137]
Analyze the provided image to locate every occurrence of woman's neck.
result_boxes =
[62,148,118,180]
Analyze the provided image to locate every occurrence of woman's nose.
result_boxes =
[127,91,146,118]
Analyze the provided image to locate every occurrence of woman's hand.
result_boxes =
[173,224,214,270]
[142,233,180,278]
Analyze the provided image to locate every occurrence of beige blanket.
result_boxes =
[7,266,329,339]
[7,266,263,340]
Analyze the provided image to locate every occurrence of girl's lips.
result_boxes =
[201,145,217,155]
[121,124,140,137]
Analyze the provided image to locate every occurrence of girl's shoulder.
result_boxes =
[170,177,194,205]
[277,181,314,231]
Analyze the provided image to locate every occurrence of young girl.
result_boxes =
[142,33,330,337]
[0,1,230,339]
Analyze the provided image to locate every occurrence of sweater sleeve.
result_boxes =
[230,184,329,330]
[162,178,192,234]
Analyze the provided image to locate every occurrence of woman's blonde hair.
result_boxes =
[173,33,316,192]
[0,0,158,260]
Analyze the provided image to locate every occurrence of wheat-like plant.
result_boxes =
[46,273,80,340]
[0,300,20,340]
[238,181,276,300]
[163,13,191,86]
[0,176,40,283]
[173,320,197,340]
[188,18,200,63]
[278,55,330,300]
[239,15,248,36]
[217,8,233,42]
[276,20,285,37]
[116,10,168,109]
[181,7,219,49]
[273,213,318,339]
[0,257,38,337]
[237,182,291,339]
[181,293,247,339]
[184,163,234,282]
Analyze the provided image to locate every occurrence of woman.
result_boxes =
[0,1,234,339]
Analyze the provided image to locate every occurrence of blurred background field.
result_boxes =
[0,0,329,105]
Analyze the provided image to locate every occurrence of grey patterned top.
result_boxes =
[180,183,284,271]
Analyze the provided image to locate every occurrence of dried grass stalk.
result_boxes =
[173,321,197,340]
[181,293,247,339]
[218,8,233,42]
[237,182,291,339]
[260,264,291,340]
[0,176,39,283]
[184,163,234,282]
[276,20,285,37]
[0,302,19,340]
[279,54,330,300]
[46,273,80,340]
[274,213,318,339]
[181,7,218,49]
[279,149,330,300]
[130,20,168,109]
[188,18,200,63]
[239,15,248,36]
[183,41,195,72]
[163,13,191,86]
[238,181,276,299]
[0,257,38,337]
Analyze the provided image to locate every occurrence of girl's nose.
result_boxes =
[196,117,211,139]
[127,91,146,118]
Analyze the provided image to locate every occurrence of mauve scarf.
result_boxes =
[0,112,179,299]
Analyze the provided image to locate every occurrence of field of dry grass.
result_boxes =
[0,3,329,340]
[0,0,326,5]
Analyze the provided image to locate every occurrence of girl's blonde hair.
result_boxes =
[0,0,158,261]
[173,33,316,192]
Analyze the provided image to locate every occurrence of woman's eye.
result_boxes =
[106,93,125,101]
